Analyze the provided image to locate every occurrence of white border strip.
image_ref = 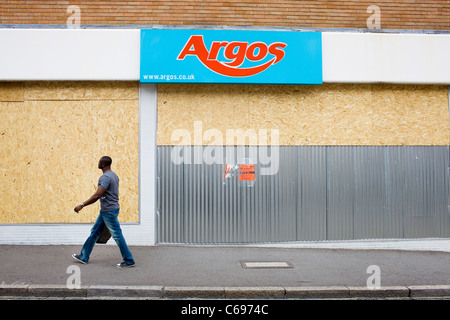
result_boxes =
[249,238,450,253]
[0,29,449,84]
[133,83,158,245]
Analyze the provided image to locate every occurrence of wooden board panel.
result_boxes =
[157,84,450,146]
[0,82,24,102]
[23,81,139,101]
[0,82,139,224]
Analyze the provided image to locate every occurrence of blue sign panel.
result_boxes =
[140,29,322,84]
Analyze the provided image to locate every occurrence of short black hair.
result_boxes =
[100,156,112,166]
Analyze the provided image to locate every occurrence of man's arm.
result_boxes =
[74,187,107,212]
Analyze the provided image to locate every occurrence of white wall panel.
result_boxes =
[322,32,450,84]
[0,29,140,81]
[0,29,449,84]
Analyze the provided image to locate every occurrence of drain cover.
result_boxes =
[241,261,293,269]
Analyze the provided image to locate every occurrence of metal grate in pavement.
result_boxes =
[240,261,293,269]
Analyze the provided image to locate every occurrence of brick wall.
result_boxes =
[0,1,449,30]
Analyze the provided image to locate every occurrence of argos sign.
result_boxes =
[140,29,322,84]
[177,35,287,77]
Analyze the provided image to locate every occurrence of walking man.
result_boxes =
[72,156,135,268]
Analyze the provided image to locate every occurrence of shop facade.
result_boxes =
[0,27,449,245]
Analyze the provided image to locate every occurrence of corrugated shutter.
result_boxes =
[157,146,450,243]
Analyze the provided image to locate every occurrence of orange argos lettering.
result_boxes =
[177,35,287,77]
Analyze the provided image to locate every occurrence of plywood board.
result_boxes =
[0,82,24,102]
[157,84,450,146]
[0,82,139,224]
[24,81,139,101]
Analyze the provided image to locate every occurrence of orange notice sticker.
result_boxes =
[239,164,255,181]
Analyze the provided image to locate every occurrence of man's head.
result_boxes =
[98,156,112,170]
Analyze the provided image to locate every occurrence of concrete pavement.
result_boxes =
[1,240,450,299]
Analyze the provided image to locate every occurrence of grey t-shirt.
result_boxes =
[98,170,120,212]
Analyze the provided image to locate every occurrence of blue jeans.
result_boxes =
[78,209,135,265]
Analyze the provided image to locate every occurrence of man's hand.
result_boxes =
[73,187,106,213]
